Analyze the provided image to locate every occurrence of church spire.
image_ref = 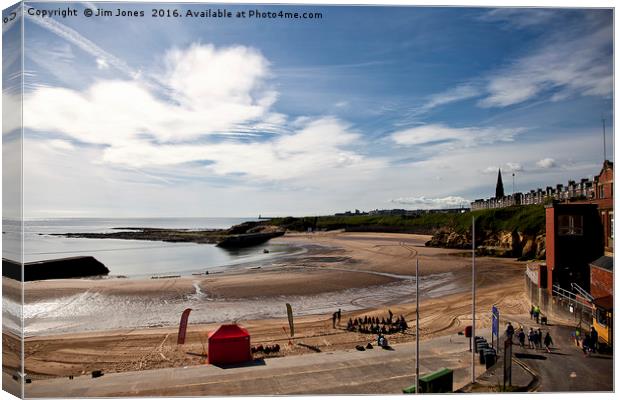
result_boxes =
[496,169,505,199]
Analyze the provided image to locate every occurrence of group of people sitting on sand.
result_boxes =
[251,344,281,355]
[346,311,408,335]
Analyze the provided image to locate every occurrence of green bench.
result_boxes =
[403,368,453,394]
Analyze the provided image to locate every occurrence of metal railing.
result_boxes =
[570,282,594,303]
[552,284,593,309]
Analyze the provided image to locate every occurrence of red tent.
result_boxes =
[208,324,252,365]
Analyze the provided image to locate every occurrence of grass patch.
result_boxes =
[267,205,545,235]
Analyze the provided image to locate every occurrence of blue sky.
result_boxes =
[3,2,614,217]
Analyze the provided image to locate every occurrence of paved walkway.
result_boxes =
[466,313,614,393]
[15,317,613,396]
[508,316,613,392]
[24,333,481,397]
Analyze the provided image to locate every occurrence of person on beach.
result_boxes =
[332,312,337,328]
[543,332,553,353]
[337,309,342,324]
[388,309,393,323]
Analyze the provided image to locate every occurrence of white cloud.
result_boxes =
[390,196,470,209]
[99,117,380,181]
[506,162,523,172]
[536,158,557,169]
[390,124,524,148]
[478,25,612,107]
[24,44,281,146]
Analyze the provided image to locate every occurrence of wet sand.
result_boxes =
[2,232,529,380]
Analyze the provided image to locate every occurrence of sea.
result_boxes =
[9,217,297,278]
[2,218,461,336]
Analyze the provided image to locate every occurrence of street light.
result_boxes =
[471,216,476,384]
[415,257,419,394]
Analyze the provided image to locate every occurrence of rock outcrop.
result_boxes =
[425,229,545,260]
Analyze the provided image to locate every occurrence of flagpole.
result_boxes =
[415,257,420,394]
[471,216,476,384]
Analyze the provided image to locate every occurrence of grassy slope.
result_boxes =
[268,205,545,235]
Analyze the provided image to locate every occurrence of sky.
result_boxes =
[2,2,614,218]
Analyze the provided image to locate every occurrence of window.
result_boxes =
[558,215,583,236]
[596,308,607,327]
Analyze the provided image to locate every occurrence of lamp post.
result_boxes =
[415,257,420,394]
[471,216,476,384]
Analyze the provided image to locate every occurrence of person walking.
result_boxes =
[533,329,541,349]
[528,328,535,349]
[536,328,543,349]
[543,332,553,353]
[506,322,515,343]
[590,327,598,353]
[530,305,535,320]
[332,312,337,328]
[575,326,581,347]
[518,329,526,348]
[533,305,540,324]
[337,309,342,324]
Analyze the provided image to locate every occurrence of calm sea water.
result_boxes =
[9,217,294,278]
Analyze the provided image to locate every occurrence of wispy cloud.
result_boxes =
[390,124,525,148]
[25,9,140,80]
[477,8,559,29]
[478,24,612,107]
[410,13,612,114]
[417,84,481,113]
[100,117,384,181]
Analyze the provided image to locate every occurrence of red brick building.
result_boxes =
[545,203,603,293]
[575,160,614,254]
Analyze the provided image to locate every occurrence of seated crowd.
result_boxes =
[251,344,281,355]
[346,312,408,335]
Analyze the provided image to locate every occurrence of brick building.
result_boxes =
[545,203,604,293]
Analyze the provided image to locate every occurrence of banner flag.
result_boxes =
[286,303,294,337]
[177,308,192,344]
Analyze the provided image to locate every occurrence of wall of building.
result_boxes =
[590,266,613,299]
[545,204,604,293]
[525,275,593,327]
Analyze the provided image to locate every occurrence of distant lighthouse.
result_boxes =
[495,169,505,199]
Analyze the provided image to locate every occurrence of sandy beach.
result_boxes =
[3,232,529,381]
